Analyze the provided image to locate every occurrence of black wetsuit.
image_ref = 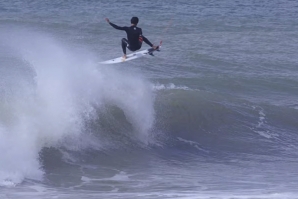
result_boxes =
[108,22,153,54]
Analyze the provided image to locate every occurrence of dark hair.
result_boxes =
[131,17,139,24]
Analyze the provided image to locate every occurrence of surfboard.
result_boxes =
[100,41,162,64]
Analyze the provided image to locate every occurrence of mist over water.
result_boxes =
[0,27,156,186]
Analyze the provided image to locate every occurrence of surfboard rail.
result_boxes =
[100,41,162,64]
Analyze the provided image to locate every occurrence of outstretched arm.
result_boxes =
[142,36,153,47]
[140,29,157,49]
[142,35,157,49]
[105,18,126,30]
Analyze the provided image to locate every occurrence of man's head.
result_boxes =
[131,17,139,25]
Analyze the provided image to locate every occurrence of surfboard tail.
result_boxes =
[156,41,162,51]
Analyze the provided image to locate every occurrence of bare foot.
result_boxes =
[122,54,127,59]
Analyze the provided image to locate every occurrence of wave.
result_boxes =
[0,27,156,186]
[152,83,191,91]
[1,27,298,187]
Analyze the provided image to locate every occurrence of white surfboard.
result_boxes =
[100,41,162,64]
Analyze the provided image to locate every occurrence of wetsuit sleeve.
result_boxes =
[142,36,153,47]
[108,22,126,31]
[140,29,153,47]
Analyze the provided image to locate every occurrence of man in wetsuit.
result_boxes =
[105,17,157,59]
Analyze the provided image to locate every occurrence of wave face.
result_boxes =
[0,28,156,186]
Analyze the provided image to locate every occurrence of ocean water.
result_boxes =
[0,0,298,198]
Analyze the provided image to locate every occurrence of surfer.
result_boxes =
[105,17,157,59]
